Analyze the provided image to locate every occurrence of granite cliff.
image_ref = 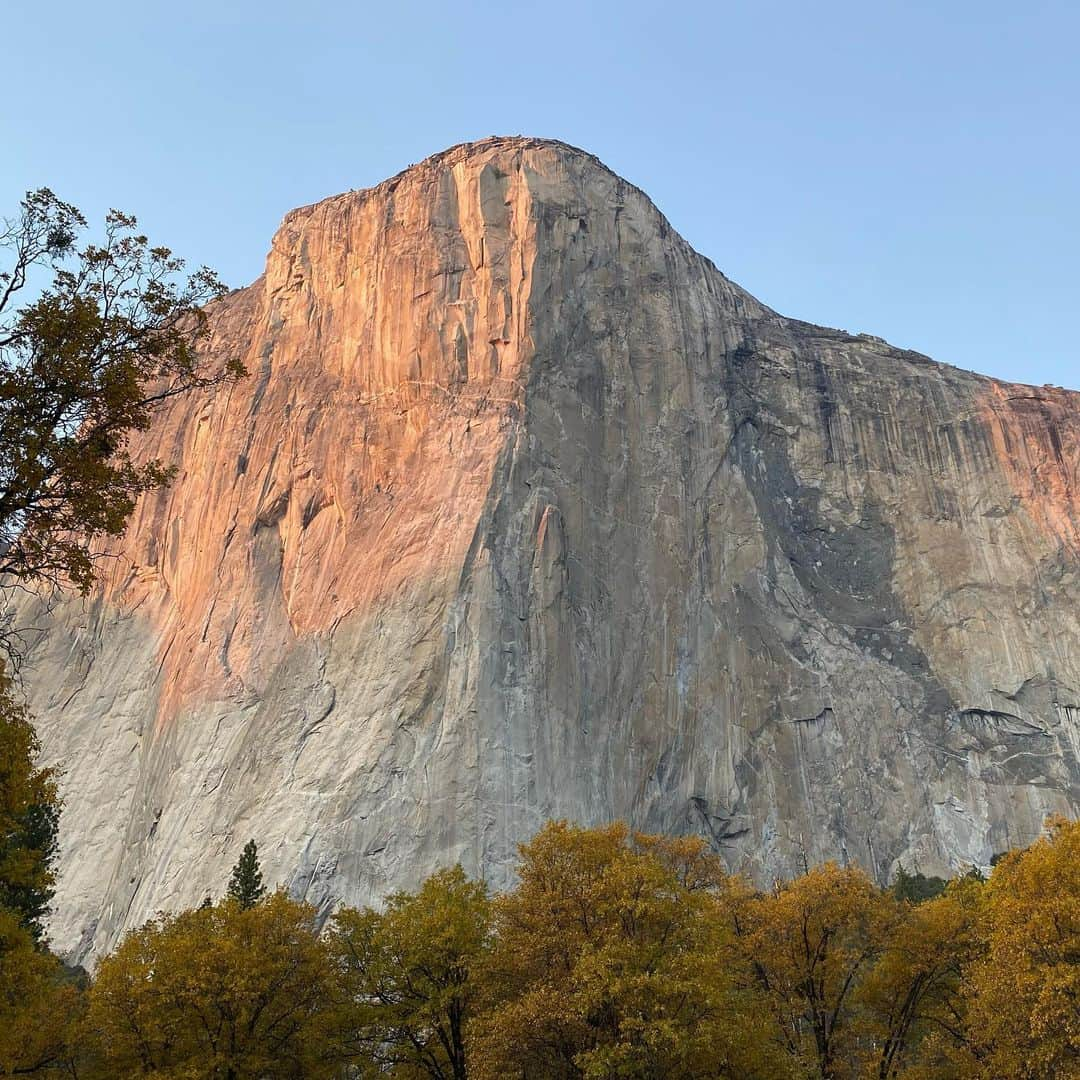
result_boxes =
[16,137,1080,964]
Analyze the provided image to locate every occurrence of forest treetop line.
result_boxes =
[2,817,1078,1079]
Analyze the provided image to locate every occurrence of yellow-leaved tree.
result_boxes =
[470,820,786,1080]
[327,864,492,1080]
[961,818,1080,1079]
[856,872,985,1078]
[83,891,338,1079]
[0,907,82,1076]
[733,861,900,1079]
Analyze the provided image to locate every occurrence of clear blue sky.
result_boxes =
[4,1,1077,388]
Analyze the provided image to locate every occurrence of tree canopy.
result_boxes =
[85,892,336,1079]
[227,839,267,910]
[1,817,1077,1078]
[329,865,492,1079]
[0,188,242,624]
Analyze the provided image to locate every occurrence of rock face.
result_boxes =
[17,137,1080,964]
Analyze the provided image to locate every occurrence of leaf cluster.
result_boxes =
[0,188,243,651]
[0,671,59,943]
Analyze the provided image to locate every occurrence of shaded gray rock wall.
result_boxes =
[15,138,1079,965]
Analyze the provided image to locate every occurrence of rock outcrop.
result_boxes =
[16,137,1080,964]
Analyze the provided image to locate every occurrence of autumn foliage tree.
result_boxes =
[0,907,82,1076]
[84,892,337,1079]
[961,817,1080,1078]
[0,188,242,608]
[856,873,984,1078]
[732,861,902,1078]
[470,821,784,1080]
[328,865,492,1079]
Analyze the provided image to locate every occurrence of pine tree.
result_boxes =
[893,864,947,904]
[227,840,266,910]
[0,678,60,941]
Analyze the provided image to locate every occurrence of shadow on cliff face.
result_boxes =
[714,333,1080,875]
[722,338,946,687]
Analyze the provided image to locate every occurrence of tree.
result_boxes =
[857,874,984,1078]
[892,865,947,904]
[0,188,242,627]
[733,861,900,1079]
[328,865,492,1079]
[961,817,1080,1078]
[227,838,266,909]
[83,892,337,1079]
[0,906,82,1076]
[0,673,59,942]
[471,821,783,1080]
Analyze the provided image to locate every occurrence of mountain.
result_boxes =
[17,137,1080,964]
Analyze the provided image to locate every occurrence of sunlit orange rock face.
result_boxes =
[19,138,1080,964]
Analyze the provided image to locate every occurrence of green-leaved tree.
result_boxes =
[227,839,267,909]
[0,678,58,942]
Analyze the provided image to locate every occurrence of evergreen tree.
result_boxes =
[227,839,266,909]
[893,864,947,904]
[0,676,60,942]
